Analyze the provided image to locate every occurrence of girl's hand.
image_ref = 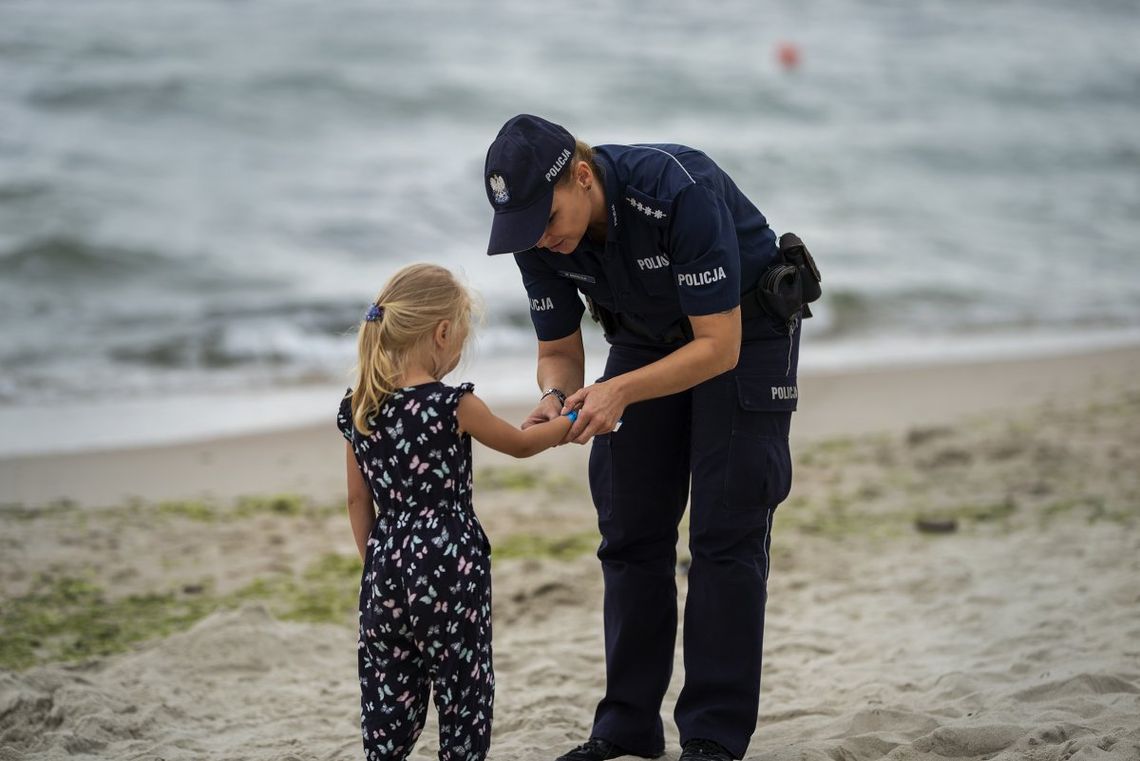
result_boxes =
[562,380,627,444]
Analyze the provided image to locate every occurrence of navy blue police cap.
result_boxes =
[484,114,576,255]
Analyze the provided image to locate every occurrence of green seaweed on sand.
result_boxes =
[0,530,610,672]
[0,575,216,671]
[476,465,576,494]
[953,498,1018,523]
[152,494,338,522]
[0,552,364,671]
[154,499,220,522]
[234,494,309,517]
[491,530,600,561]
[1041,495,1135,525]
[797,436,855,467]
[0,500,76,522]
[232,552,362,624]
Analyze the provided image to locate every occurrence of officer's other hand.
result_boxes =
[562,381,626,445]
[521,395,563,431]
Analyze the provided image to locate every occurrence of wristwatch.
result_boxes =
[540,387,566,407]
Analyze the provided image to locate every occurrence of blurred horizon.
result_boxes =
[2,0,1138,439]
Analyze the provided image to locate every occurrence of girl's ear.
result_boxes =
[434,319,451,349]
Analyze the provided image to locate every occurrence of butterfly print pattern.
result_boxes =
[338,382,492,761]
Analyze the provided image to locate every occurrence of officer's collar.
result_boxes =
[594,151,623,245]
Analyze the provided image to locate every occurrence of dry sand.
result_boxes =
[1,346,1139,760]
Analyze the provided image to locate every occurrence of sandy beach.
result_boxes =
[2,345,1139,760]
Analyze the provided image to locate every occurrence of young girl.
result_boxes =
[336,263,572,761]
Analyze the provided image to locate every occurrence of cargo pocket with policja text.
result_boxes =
[724,374,794,511]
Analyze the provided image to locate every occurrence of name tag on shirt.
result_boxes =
[558,270,596,284]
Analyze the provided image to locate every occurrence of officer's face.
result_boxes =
[537,165,594,254]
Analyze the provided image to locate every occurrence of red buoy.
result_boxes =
[777,42,801,70]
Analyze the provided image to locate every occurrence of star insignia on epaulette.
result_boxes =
[626,196,667,220]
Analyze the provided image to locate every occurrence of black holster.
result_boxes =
[585,295,619,337]
[747,232,822,322]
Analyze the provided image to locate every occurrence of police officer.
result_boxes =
[483,115,814,761]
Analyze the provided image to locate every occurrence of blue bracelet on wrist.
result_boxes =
[564,409,623,431]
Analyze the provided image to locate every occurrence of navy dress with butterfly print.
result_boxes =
[337,381,493,761]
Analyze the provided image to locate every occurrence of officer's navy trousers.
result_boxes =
[588,340,794,760]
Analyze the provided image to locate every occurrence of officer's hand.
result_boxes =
[521,394,563,430]
[562,381,627,445]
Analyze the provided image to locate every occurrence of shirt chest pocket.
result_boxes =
[623,187,677,300]
[629,237,678,300]
[633,258,676,298]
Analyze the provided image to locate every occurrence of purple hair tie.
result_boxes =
[365,304,384,322]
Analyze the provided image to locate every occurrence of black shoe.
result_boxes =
[679,739,732,761]
[556,737,629,761]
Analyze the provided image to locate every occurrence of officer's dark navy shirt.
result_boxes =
[512,143,780,348]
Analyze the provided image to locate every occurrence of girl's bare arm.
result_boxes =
[457,392,572,458]
[344,442,375,561]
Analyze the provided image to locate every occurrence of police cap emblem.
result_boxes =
[489,174,510,205]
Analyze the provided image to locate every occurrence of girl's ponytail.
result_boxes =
[352,307,400,435]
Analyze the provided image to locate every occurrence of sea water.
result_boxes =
[1,0,1138,453]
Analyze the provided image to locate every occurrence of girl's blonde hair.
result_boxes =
[350,263,474,435]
